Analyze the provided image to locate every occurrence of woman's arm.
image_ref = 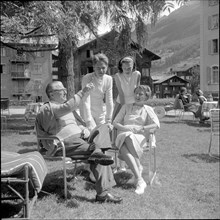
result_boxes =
[115,74,125,105]
[136,71,141,86]
[113,105,132,132]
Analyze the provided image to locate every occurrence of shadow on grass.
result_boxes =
[0,202,23,218]
[182,153,219,163]
[185,121,210,128]
[17,147,38,154]
[18,141,37,147]
[113,171,135,189]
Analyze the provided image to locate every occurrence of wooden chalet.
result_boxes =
[73,30,160,93]
[153,75,189,98]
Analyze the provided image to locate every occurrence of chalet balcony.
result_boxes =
[11,72,31,80]
[168,82,187,86]
[12,90,31,96]
[164,90,171,94]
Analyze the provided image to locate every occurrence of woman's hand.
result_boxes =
[106,122,113,131]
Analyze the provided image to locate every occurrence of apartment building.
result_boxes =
[200,0,219,100]
[0,43,56,102]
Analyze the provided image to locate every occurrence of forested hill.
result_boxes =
[148,1,200,74]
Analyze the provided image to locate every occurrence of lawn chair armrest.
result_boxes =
[149,128,157,134]
[37,135,66,158]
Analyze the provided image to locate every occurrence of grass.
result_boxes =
[1,114,219,219]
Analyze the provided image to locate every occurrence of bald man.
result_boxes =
[36,81,122,203]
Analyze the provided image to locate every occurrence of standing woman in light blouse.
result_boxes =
[112,56,141,120]
[80,53,113,132]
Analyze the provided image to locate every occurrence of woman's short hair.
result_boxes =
[134,85,151,99]
[118,56,136,73]
[92,53,109,66]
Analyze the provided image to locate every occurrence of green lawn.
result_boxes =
[1,115,219,219]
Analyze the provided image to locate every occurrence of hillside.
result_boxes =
[148,1,200,75]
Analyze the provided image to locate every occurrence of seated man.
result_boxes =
[36,81,122,204]
[178,87,198,114]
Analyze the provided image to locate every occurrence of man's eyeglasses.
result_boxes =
[49,88,67,93]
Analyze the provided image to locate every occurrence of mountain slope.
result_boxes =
[148,1,200,74]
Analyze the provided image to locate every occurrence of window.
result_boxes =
[208,39,219,54]
[11,63,28,77]
[142,68,149,77]
[1,64,6,74]
[86,50,93,58]
[208,14,219,30]
[208,0,219,6]
[212,66,219,84]
[87,66,93,73]
[33,63,42,76]
[1,47,6,56]
[207,65,219,84]
[34,51,43,57]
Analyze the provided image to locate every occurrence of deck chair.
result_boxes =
[111,128,158,186]
[1,151,47,218]
[208,109,220,159]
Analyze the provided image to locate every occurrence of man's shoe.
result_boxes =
[95,193,123,204]
[88,152,114,166]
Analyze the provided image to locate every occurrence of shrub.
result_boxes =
[146,98,175,107]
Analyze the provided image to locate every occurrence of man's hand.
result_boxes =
[82,82,94,95]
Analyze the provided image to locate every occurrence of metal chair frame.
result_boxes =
[36,131,89,199]
[208,109,220,159]
[174,99,195,122]
[1,165,38,218]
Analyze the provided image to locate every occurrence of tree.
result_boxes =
[1,0,189,97]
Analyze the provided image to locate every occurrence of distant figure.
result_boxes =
[178,87,198,114]
[194,89,209,123]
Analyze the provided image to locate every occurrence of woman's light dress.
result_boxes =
[113,104,160,160]
[115,70,141,104]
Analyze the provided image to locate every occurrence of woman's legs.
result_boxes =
[120,144,141,180]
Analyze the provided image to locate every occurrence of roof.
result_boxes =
[171,57,200,72]
[153,74,189,84]
[77,30,161,61]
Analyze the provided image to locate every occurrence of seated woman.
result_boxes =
[113,85,160,195]
[194,89,209,123]
[178,87,198,114]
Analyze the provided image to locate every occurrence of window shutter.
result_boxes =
[207,66,211,84]
[208,16,211,30]
[208,40,212,54]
